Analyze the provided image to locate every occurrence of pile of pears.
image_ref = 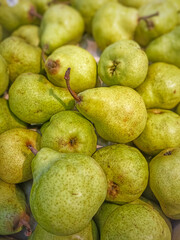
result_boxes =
[0,0,180,239]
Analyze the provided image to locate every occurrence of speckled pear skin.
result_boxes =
[0,36,42,82]
[145,26,180,68]
[40,4,84,54]
[0,54,9,96]
[0,179,27,235]
[135,0,178,47]
[118,0,151,8]
[0,128,41,184]
[92,144,148,204]
[0,0,39,32]
[92,2,138,50]
[101,203,171,240]
[0,98,26,134]
[133,109,180,156]
[8,73,75,125]
[30,150,107,236]
[41,111,97,156]
[28,220,98,240]
[45,45,97,93]
[76,86,147,143]
[136,62,180,109]
[149,147,180,219]
[12,25,40,47]
[98,40,148,88]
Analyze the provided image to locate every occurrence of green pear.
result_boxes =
[30,148,107,236]
[172,0,180,24]
[40,4,84,54]
[31,0,68,14]
[98,40,148,88]
[41,111,97,156]
[28,220,98,240]
[135,0,178,47]
[0,179,31,235]
[65,71,147,143]
[118,0,151,8]
[136,62,180,109]
[0,98,26,134]
[100,203,171,240]
[0,36,42,82]
[0,54,9,96]
[145,26,180,68]
[92,144,148,204]
[92,2,138,50]
[133,109,180,156]
[8,73,75,124]
[45,45,97,93]
[12,25,40,47]
[149,147,180,219]
[0,128,41,184]
[0,25,2,42]
[176,103,180,115]
[0,0,40,32]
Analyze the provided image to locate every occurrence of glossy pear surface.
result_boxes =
[0,54,9,95]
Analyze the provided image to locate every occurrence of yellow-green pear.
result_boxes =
[136,62,180,109]
[40,4,84,54]
[31,0,68,14]
[9,73,75,124]
[0,54,9,96]
[0,128,41,184]
[176,103,180,115]
[0,36,42,82]
[118,0,151,8]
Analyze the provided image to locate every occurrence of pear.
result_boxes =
[118,0,151,8]
[133,109,180,156]
[136,62,180,109]
[0,98,26,134]
[0,128,41,184]
[92,2,138,50]
[12,25,40,47]
[145,26,180,68]
[0,36,42,82]
[0,179,31,236]
[28,220,98,240]
[101,202,171,240]
[0,54,9,96]
[176,103,180,115]
[45,45,97,93]
[0,25,2,42]
[149,147,180,219]
[31,0,68,14]
[0,0,40,32]
[40,4,84,54]
[135,0,178,47]
[98,40,148,88]
[30,148,107,236]
[65,69,147,143]
[92,144,148,204]
[41,111,97,156]
[8,73,75,125]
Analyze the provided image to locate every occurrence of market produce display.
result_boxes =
[0,0,180,239]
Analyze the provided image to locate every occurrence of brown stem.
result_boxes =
[13,213,32,237]
[138,11,159,29]
[27,145,38,155]
[41,48,47,63]
[64,68,81,102]
[29,7,43,20]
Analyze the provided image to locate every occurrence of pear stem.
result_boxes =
[28,145,38,155]
[64,68,81,102]
[29,7,43,20]
[138,11,159,29]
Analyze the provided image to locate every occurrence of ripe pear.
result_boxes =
[28,220,98,240]
[12,25,40,47]
[118,0,151,8]
[98,40,148,88]
[45,45,97,93]
[101,203,171,240]
[135,0,178,47]
[40,4,84,54]
[92,144,148,204]
[30,148,107,236]
[136,62,180,109]
[0,54,9,96]
[176,103,180,115]
[145,26,180,68]
[134,109,180,156]
[0,36,42,82]
[92,2,138,50]
[0,128,41,184]
[0,98,26,134]
[31,0,68,14]
[41,111,97,156]
[0,25,2,42]
[0,179,31,236]
[8,73,75,124]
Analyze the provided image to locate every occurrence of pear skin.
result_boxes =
[0,54,9,96]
